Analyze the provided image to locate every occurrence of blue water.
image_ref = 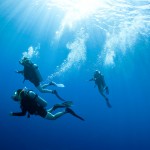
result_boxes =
[1,0,150,150]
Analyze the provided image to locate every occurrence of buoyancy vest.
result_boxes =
[20,90,44,118]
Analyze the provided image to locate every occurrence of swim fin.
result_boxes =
[52,90,66,101]
[65,108,85,121]
[107,102,112,108]
[62,101,73,107]
[55,83,65,88]
[105,98,112,108]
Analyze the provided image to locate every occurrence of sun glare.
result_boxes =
[2,0,149,70]
[51,0,107,39]
[49,0,106,25]
[72,0,102,18]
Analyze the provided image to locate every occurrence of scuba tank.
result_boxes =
[34,95,47,108]
[21,58,43,83]
[22,87,47,107]
[32,64,43,82]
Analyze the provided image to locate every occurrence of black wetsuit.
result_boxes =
[94,73,105,87]
[12,92,47,118]
[21,61,43,87]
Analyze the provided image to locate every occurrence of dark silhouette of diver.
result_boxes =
[10,88,84,121]
[89,70,112,108]
[16,57,65,101]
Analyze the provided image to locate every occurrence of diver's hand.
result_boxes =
[89,78,95,81]
[19,60,22,64]
[15,70,19,73]
[9,112,13,116]
[15,70,23,74]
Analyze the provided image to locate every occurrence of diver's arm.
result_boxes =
[10,108,27,116]
[16,70,24,74]
[19,60,24,65]
[11,111,26,116]
[89,78,96,81]
[19,60,22,64]
[89,78,94,81]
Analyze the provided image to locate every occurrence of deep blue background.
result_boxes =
[0,1,150,150]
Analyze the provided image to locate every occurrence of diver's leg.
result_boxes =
[45,111,66,120]
[47,101,73,113]
[47,107,54,113]
[37,85,66,101]
[41,83,50,88]
[41,81,56,88]
[99,89,111,108]
[99,90,107,99]
[104,86,109,95]
[36,85,53,93]
[105,97,112,108]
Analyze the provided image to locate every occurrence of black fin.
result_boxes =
[66,108,85,121]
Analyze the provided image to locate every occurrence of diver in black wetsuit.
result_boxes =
[16,57,66,101]
[10,88,84,121]
[89,70,112,108]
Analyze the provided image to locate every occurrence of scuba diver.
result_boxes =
[10,88,84,121]
[16,57,65,101]
[89,70,112,108]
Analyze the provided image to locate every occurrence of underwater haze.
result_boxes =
[0,0,150,150]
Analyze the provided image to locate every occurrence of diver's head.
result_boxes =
[94,70,101,78]
[94,70,100,75]
[21,57,30,65]
[22,57,29,61]
[11,89,23,102]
